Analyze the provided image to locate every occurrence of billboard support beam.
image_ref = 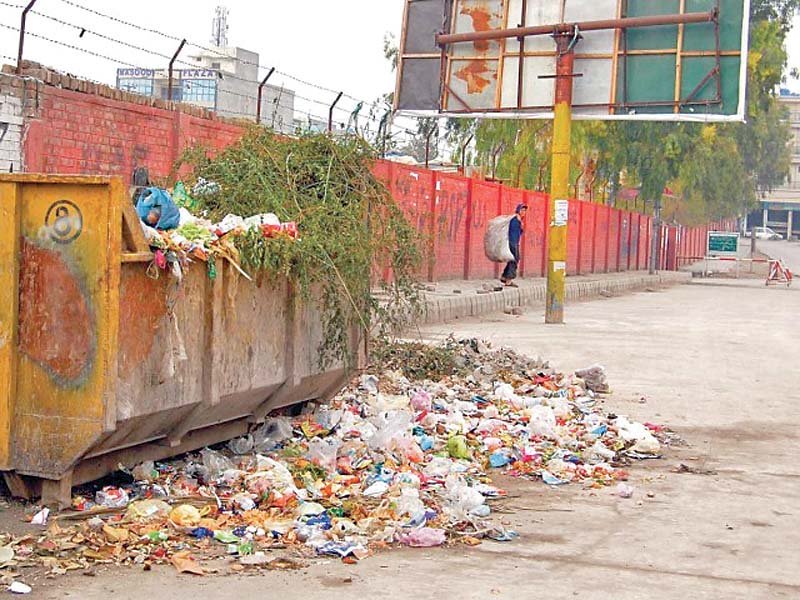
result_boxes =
[436,11,716,46]
[545,31,577,325]
[167,39,187,104]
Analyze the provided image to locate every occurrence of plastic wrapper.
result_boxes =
[484,215,515,263]
[95,487,130,508]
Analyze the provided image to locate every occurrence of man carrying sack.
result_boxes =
[501,203,528,286]
[484,203,528,287]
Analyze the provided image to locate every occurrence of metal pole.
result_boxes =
[168,39,187,104]
[545,32,577,325]
[328,92,343,133]
[16,0,38,75]
[256,67,275,124]
[461,133,474,173]
[425,129,432,169]
[649,196,662,275]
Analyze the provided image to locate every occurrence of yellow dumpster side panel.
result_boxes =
[0,183,21,470]
[10,180,120,479]
[1,174,360,499]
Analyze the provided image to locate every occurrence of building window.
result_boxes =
[182,79,217,103]
[117,77,154,97]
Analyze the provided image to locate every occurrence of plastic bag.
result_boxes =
[252,417,294,453]
[126,499,171,521]
[527,405,558,439]
[446,435,471,460]
[445,473,485,519]
[484,215,515,263]
[132,460,157,482]
[200,448,235,480]
[399,527,446,548]
[135,187,180,231]
[424,456,453,478]
[410,390,432,412]
[396,487,425,517]
[228,435,255,455]
[305,438,341,473]
[169,504,203,527]
[367,411,412,451]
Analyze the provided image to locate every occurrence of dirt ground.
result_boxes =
[3,278,798,599]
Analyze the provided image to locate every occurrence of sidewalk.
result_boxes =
[419,270,691,324]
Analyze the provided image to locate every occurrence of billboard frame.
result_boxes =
[395,0,751,123]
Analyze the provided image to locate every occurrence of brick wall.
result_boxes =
[0,74,25,173]
[12,63,245,181]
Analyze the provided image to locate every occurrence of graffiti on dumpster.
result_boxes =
[43,200,83,245]
[18,238,96,387]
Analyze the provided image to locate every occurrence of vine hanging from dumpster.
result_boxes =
[178,128,422,366]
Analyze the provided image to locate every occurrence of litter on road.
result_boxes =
[1,338,677,580]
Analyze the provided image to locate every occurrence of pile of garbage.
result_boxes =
[135,181,299,282]
[3,339,670,579]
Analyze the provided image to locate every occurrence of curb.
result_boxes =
[421,271,692,325]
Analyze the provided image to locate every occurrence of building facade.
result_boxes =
[116,47,294,132]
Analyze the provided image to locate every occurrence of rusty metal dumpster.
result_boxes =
[0,175,359,506]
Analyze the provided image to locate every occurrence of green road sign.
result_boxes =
[707,231,740,256]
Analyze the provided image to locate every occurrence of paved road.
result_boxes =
[757,239,800,272]
[43,280,799,600]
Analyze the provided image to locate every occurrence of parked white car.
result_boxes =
[747,227,783,241]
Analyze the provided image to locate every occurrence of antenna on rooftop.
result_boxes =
[211,6,229,47]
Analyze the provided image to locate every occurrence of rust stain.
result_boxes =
[455,60,494,94]
[118,268,168,379]
[17,238,94,385]
[460,2,496,53]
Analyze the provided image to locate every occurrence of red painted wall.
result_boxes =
[24,85,243,179]
[19,78,733,283]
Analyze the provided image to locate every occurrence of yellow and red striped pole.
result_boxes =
[546,32,577,324]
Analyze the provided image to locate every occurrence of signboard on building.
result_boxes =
[395,0,750,122]
[707,231,739,256]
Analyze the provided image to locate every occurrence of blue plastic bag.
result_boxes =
[136,187,180,231]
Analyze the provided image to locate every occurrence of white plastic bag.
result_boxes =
[484,215,515,263]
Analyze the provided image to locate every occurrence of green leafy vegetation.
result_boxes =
[179,128,422,367]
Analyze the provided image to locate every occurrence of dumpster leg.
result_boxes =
[2,472,39,501]
[41,469,73,510]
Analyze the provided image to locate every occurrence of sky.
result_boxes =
[1,2,800,116]
[787,15,800,91]
[0,0,409,135]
